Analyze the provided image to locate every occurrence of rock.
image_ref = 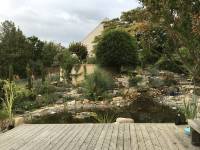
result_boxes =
[67,100,76,106]
[56,99,64,104]
[115,76,129,88]
[49,111,56,115]
[83,99,90,104]
[14,117,24,126]
[32,112,41,117]
[112,97,123,102]
[100,101,109,105]
[74,112,97,119]
[65,89,81,99]
[116,118,134,123]
[149,77,164,88]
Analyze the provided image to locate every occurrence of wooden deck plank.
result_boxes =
[130,123,138,150]
[57,124,85,150]
[135,123,146,150]
[109,123,119,150]
[80,125,99,150]
[0,124,37,144]
[154,124,178,150]
[123,124,131,150]
[22,124,67,150]
[46,124,77,150]
[139,124,154,150]
[85,124,104,150]
[163,124,186,150]
[167,124,199,150]
[116,123,124,150]
[0,123,198,150]
[94,124,110,150]
[42,124,73,150]
[0,124,47,150]
[101,124,113,150]
[145,124,162,150]
[20,124,58,150]
[70,124,94,150]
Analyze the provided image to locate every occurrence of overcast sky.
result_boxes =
[0,0,140,46]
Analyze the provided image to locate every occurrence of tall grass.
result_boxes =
[82,67,114,100]
[181,95,198,119]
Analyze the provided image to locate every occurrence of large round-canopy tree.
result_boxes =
[95,30,138,71]
[68,42,88,62]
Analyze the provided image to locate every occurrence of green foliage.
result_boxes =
[95,29,138,71]
[0,80,5,108]
[181,95,198,119]
[26,64,33,90]
[121,7,150,23]
[0,21,30,78]
[1,80,16,121]
[68,42,88,61]
[0,110,8,120]
[139,0,200,80]
[56,49,78,82]
[139,26,177,66]
[94,113,116,123]
[34,81,56,95]
[14,89,37,112]
[155,56,187,74]
[82,68,114,100]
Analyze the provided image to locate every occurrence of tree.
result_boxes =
[95,30,138,71]
[56,49,78,82]
[138,0,200,82]
[68,42,88,62]
[0,21,30,78]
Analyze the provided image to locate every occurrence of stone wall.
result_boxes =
[71,64,96,85]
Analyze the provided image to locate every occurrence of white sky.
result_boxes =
[0,0,140,46]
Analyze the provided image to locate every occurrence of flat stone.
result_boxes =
[14,117,24,126]
[83,99,90,104]
[56,99,64,104]
[112,97,123,102]
[67,100,76,106]
[116,117,134,123]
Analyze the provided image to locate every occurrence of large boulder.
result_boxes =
[116,117,134,123]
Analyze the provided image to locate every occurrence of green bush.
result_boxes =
[0,110,8,120]
[34,81,56,95]
[68,42,88,61]
[0,80,5,109]
[14,89,37,113]
[95,29,138,71]
[82,68,114,100]
[156,57,187,74]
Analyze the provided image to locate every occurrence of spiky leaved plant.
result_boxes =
[1,80,16,124]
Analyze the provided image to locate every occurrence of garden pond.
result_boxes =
[26,99,182,124]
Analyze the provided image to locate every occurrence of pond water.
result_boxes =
[26,99,180,124]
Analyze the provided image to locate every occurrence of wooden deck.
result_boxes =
[0,123,199,150]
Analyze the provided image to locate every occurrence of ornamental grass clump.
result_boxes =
[82,67,114,100]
